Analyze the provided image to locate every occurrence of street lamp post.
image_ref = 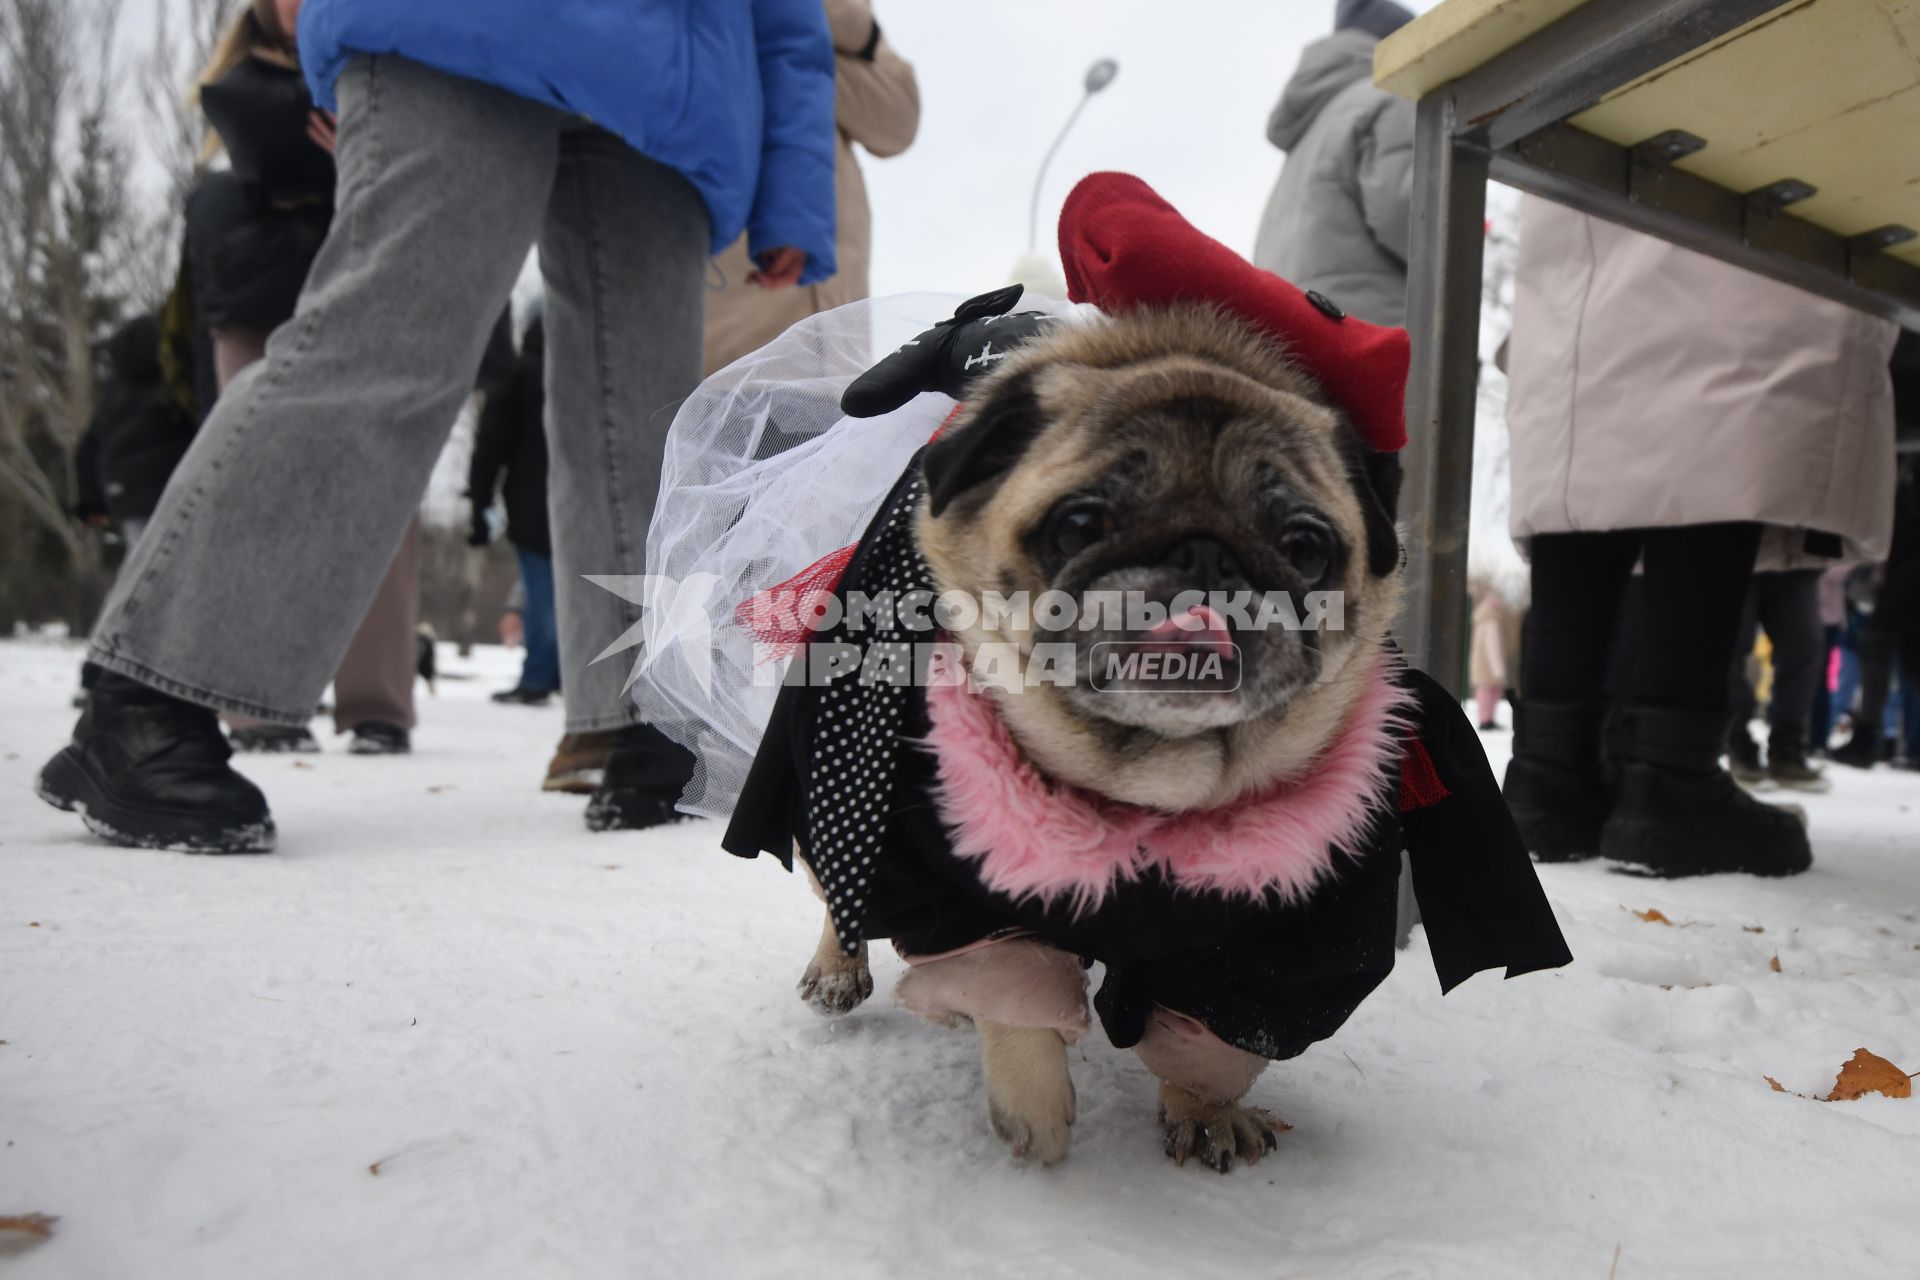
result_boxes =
[1027,58,1119,252]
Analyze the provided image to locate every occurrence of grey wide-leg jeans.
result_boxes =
[90,57,708,732]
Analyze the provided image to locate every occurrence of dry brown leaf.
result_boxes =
[291,760,314,770]
[426,785,456,795]
[1634,908,1673,925]
[0,1214,57,1237]
[27,922,39,928]
[1765,1076,1786,1092]
[1826,1049,1913,1101]
[1769,954,1782,973]
[1743,925,1765,934]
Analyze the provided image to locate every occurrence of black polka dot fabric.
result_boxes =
[806,473,936,954]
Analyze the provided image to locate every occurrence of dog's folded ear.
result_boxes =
[1336,422,1402,578]
[923,371,1047,517]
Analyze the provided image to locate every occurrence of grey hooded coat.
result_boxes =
[1252,29,1415,328]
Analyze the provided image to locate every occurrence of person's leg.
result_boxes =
[1521,531,1644,703]
[1604,522,1810,876]
[206,327,325,751]
[1758,569,1827,787]
[1504,530,1643,861]
[538,127,708,731]
[1899,641,1920,757]
[514,547,561,693]
[1725,581,1763,775]
[1897,655,1920,756]
[210,328,269,389]
[1473,683,1501,728]
[1834,635,1863,729]
[43,58,564,850]
[88,58,560,722]
[537,125,707,830]
[1626,523,1760,707]
[1810,625,1839,747]
[1841,624,1897,764]
[1758,571,1823,740]
[333,517,421,736]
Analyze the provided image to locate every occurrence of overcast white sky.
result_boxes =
[861,0,1443,295]
[124,0,1445,295]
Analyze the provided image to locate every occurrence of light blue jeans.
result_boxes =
[88,57,708,732]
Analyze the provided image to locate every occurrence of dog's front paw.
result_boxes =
[797,954,873,1016]
[1158,1084,1289,1174]
[981,1023,1076,1165]
[988,1087,1075,1166]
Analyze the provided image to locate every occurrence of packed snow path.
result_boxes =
[2,638,1916,1279]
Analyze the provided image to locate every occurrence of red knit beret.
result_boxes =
[1058,171,1410,453]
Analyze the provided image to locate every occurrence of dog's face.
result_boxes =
[916,305,1403,807]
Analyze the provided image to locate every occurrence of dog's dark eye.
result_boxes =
[1281,523,1333,586]
[1047,502,1109,560]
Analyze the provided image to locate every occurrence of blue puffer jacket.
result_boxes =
[297,0,838,284]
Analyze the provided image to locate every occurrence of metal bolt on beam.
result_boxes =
[1632,129,1707,163]
[1853,224,1918,251]
[1749,178,1818,207]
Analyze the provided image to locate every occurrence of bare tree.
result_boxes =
[140,0,235,259]
[0,0,147,624]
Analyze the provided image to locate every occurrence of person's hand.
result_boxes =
[467,500,493,548]
[306,110,337,156]
[498,611,524,648]
[748,246,806,289]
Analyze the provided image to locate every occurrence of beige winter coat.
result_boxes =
[1505,198,1899,569]
[703,0,919,374]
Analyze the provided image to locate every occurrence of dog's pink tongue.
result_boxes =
[1145,604,1235,656]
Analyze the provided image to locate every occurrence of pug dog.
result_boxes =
[779,301,1403,1170]
[722,176,1567,1173]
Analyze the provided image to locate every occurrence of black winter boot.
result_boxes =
[1827,731,1884,769]
[36,673,275,853]
[348,721,411,755]
[1502,700,1611,862]
[1600,706,1810,877]
[1765,726,1829,793]
[229,724,320,753]
[584,723,696,832]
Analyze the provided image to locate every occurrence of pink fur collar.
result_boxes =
[924,658,1409,913]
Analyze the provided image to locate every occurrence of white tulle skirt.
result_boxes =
[634,291,1081,819]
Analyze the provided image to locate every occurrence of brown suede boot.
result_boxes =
[542,731,616,794]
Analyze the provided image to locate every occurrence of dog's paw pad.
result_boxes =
[797,960,873,1016]
[1160,1099,1288,1174]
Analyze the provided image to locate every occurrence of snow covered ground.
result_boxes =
[3,637,1917,1279]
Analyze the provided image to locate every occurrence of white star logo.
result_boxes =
[581,572,723,695]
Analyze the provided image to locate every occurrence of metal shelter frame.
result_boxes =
[1395,0,1920,694]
